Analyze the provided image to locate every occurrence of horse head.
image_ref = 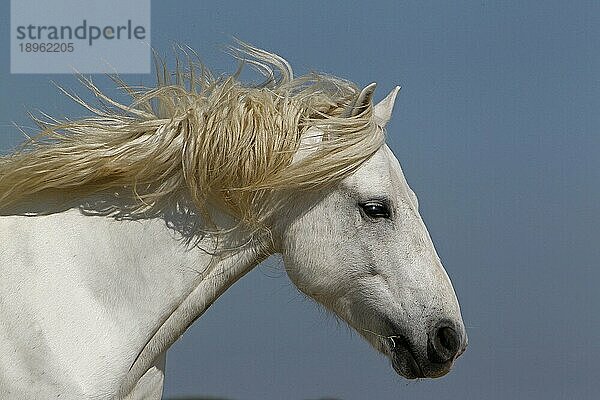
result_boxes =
[273,85,467,379]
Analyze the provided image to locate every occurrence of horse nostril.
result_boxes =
[427,325,461,364]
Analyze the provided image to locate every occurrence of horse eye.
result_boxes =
[360,202,390,219]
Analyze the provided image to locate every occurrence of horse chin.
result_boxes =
[381,334,453,379]
[388,343,454,379]
[388,341,426,379]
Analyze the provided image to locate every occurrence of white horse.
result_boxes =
[0,44,466,399]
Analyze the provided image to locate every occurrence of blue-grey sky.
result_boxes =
[1,1,599,399]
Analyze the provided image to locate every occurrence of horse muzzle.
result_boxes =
[387,319,467,379]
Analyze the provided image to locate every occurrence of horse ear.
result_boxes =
[342,82,377,118]
[373,86,401,127]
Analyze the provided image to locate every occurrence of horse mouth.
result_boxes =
[387,336,426,379]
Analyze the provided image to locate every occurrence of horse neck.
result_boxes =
[95,209,274,396]
[120,223,272,396]
[1,197,272,397]
[106,209,274,397]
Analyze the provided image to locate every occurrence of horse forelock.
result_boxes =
[0,42,384,234]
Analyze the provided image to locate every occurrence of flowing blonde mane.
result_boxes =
[0,42,384,235]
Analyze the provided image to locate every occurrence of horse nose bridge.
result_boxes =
[387,241,455,304]
[403,249,455,300]
[388,207,462,323]
[396,257,461,329]
[400,212,443,267]
[409,228,457,302]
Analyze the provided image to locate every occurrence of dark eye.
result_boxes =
[360,201,391,219]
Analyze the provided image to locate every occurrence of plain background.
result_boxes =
[1,1,598,399]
